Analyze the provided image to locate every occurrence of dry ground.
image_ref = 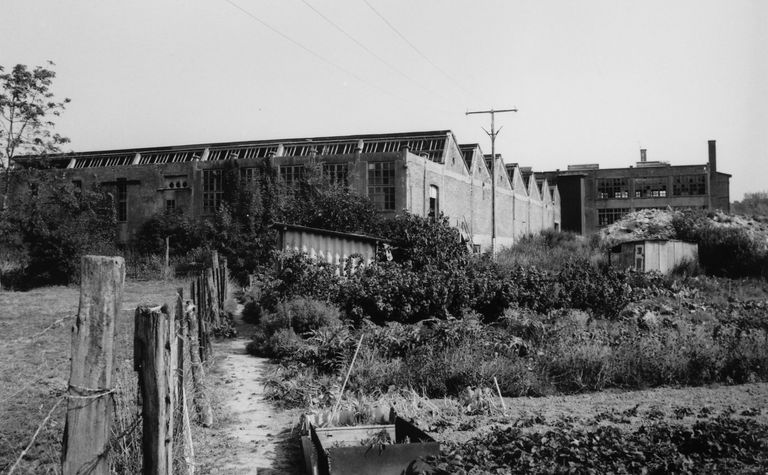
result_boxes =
[0,279,187,474]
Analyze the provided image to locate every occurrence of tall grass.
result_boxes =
[496,230,603,271]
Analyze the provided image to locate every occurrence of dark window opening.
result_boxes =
[597,178,629,199]
[323,163,349,186]
[597,208,630,227]
[673,175,706,196]
[634,177,668,198]
[429,185,439,219]
[166,199,176,211]
[202,169,224,214]
[279,165,304,187]
[116,178,127,222]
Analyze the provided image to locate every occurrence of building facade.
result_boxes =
[17,130,561,251]
[540,140,730,235]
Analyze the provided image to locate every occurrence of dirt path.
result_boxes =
[200,326,303,474]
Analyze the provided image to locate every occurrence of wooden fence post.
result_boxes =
[62,256,125,475]
[164,236,170,281]
[185,295,213,427]
[135,305,175,475]
[220,256,229,310]
[175,289,195,473]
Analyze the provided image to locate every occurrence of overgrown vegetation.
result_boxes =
[0,169,116,288]
[132,159,381,285]
[244,220,768,410]
[671,209,768,278]
[414,416,768,474]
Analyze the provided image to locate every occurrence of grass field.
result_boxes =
[0,279,187,474]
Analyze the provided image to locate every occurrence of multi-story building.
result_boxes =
[539,140,730,235]
[16,130,560,251]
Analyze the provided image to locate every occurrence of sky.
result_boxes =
[2,0,766,200]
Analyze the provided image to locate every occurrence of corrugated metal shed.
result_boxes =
[609,239,698,274]
[274,223,389,272]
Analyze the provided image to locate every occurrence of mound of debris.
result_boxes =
[600,208,676,246]
[601,208,768,249]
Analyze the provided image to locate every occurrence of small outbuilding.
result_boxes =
[609,239,698,274]
[273,223,390,273]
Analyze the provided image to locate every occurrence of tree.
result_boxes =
[0,62,70,210]
[732,191,768,218]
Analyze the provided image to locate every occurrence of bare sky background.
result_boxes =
[2,0,765,200]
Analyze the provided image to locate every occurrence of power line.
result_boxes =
[361,0,475,99]
[222,0,398,102]
[298,0,451,103]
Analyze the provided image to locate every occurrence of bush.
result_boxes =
[1,170,117,288]
[496,230,596,272]
[697,226,767,278]
[267,297,342,335]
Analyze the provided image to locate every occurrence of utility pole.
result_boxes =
[466,107,517,255]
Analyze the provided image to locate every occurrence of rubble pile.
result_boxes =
[601,208,768,249]
[600,208,676,246]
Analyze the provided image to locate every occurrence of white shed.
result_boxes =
[609,239,698,274]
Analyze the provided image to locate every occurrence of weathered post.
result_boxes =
[134,305,175,475]
[220,256,229,311]
[175,289,195,473]
[62,256,125,475]
[185,297,213,427]
[206,267,220,329]
[164,236,170,281]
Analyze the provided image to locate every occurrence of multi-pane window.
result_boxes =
[202,169,224,214]
[279,165,304,187]
[166,199,176,211]
[597,178,629,199]
[239,167,262,186]
[597,208,630,227]
[673,175,706,196]
[116,178,127,222]
[367,161,395,211]
[634,177,668,198]
[323,163,349,186]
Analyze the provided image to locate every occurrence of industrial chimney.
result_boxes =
[640,149,647,162]
[708,140,717,173]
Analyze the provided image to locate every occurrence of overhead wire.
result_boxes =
[361,0,476,100]
[221,0,455,116]
[222,0,398,103]
[298,0,454,104]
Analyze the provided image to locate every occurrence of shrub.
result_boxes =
[377,214,468,269]
[697,226,767,278]
[1,170,117,288]
[270,297,342,335]
[496,230,596,272]
[259,251,341,311]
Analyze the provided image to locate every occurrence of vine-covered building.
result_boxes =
[16,130,561,251]
[539,140,730,235]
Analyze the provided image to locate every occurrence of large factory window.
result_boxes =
[367,161,395,210]
[673,175,706,196]
[202,169,223,214]
[597,178,629,199]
